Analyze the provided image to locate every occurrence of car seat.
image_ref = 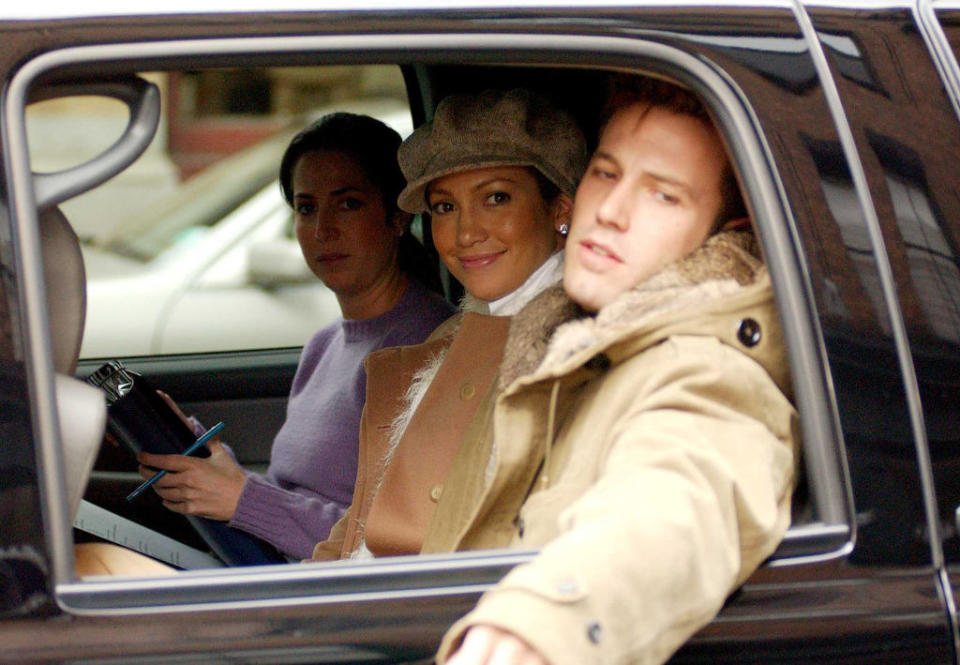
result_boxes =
[39,205,106,522]
[40,206,174,577]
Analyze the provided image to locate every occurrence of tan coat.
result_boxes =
[430,232,799,665]
[310,313,511,560]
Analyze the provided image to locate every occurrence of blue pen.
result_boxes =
[126,421,225,502]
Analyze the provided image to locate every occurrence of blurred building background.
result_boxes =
[26,65,407,242]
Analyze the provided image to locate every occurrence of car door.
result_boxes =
[1,3,957,663]
[665,3,959,661]
[913,5,960,659]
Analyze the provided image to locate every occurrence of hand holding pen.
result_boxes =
[133,421,248,521]
[127,422,225,501]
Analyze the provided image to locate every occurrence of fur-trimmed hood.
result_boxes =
[499,231,792,399]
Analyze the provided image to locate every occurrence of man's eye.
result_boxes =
[339,198,363,211]
[485,191,510,205]
[590,166,617,180]
[430,201,455,215]
[653,190,680,205]
[295,201,317,215]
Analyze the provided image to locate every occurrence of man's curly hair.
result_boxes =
[599,74,710,129]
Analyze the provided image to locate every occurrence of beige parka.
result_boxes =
[429,231,799,665]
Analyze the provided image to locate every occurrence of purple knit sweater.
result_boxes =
[229,280,454,558]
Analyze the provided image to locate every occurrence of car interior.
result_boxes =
[9,41,854,603]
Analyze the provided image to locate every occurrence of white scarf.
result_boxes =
[488,251,564,316]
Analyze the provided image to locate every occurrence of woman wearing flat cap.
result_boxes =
[310,88,587,560]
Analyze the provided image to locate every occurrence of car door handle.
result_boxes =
[30,76,160,208]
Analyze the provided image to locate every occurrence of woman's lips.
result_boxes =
[457,251,505,270]
[315,253,350,265]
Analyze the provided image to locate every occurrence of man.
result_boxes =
[428,76,799,665]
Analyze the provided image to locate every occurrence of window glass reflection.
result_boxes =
[868,132,960,344]
[885,174,960,343]
[805,135,892,336]
[818,32,884,94]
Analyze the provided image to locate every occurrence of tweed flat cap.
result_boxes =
[397,88,587,214]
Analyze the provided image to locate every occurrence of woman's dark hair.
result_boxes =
[528,167,564,206]
[279,112,442,294]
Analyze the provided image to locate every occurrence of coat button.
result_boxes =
[429,485,443,502]
[459,382,476,400]
[586,622,602,644]
[585,353,611,371]
[556,579,578,595]
[737,318,762,347]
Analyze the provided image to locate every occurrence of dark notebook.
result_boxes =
[85,361,285,566]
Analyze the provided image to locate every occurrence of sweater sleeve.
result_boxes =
[438,338,798,665]
[230,473,347,560]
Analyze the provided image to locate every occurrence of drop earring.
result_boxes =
[558,223,569,236]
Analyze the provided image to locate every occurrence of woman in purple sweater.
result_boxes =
[138,113,454,559]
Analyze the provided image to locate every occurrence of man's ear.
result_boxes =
[391,210,412,236]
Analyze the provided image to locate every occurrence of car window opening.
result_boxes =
[22,59,826,591]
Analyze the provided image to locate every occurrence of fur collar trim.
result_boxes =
[501,231,763,387]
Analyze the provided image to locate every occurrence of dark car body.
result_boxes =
[2,1,960,663]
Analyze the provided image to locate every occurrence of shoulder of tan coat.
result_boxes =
[425,311,463,342]
[610,270,792,399]
[360,311,460,379]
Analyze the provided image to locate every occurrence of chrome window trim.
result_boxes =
[4,25,850,615]
[60,550,537,615]
[1,0,797,21]
[909,0,960,651]
[801,0,912,7]
[916,1,960,139]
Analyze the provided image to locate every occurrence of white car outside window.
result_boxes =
[73,97,413,358]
